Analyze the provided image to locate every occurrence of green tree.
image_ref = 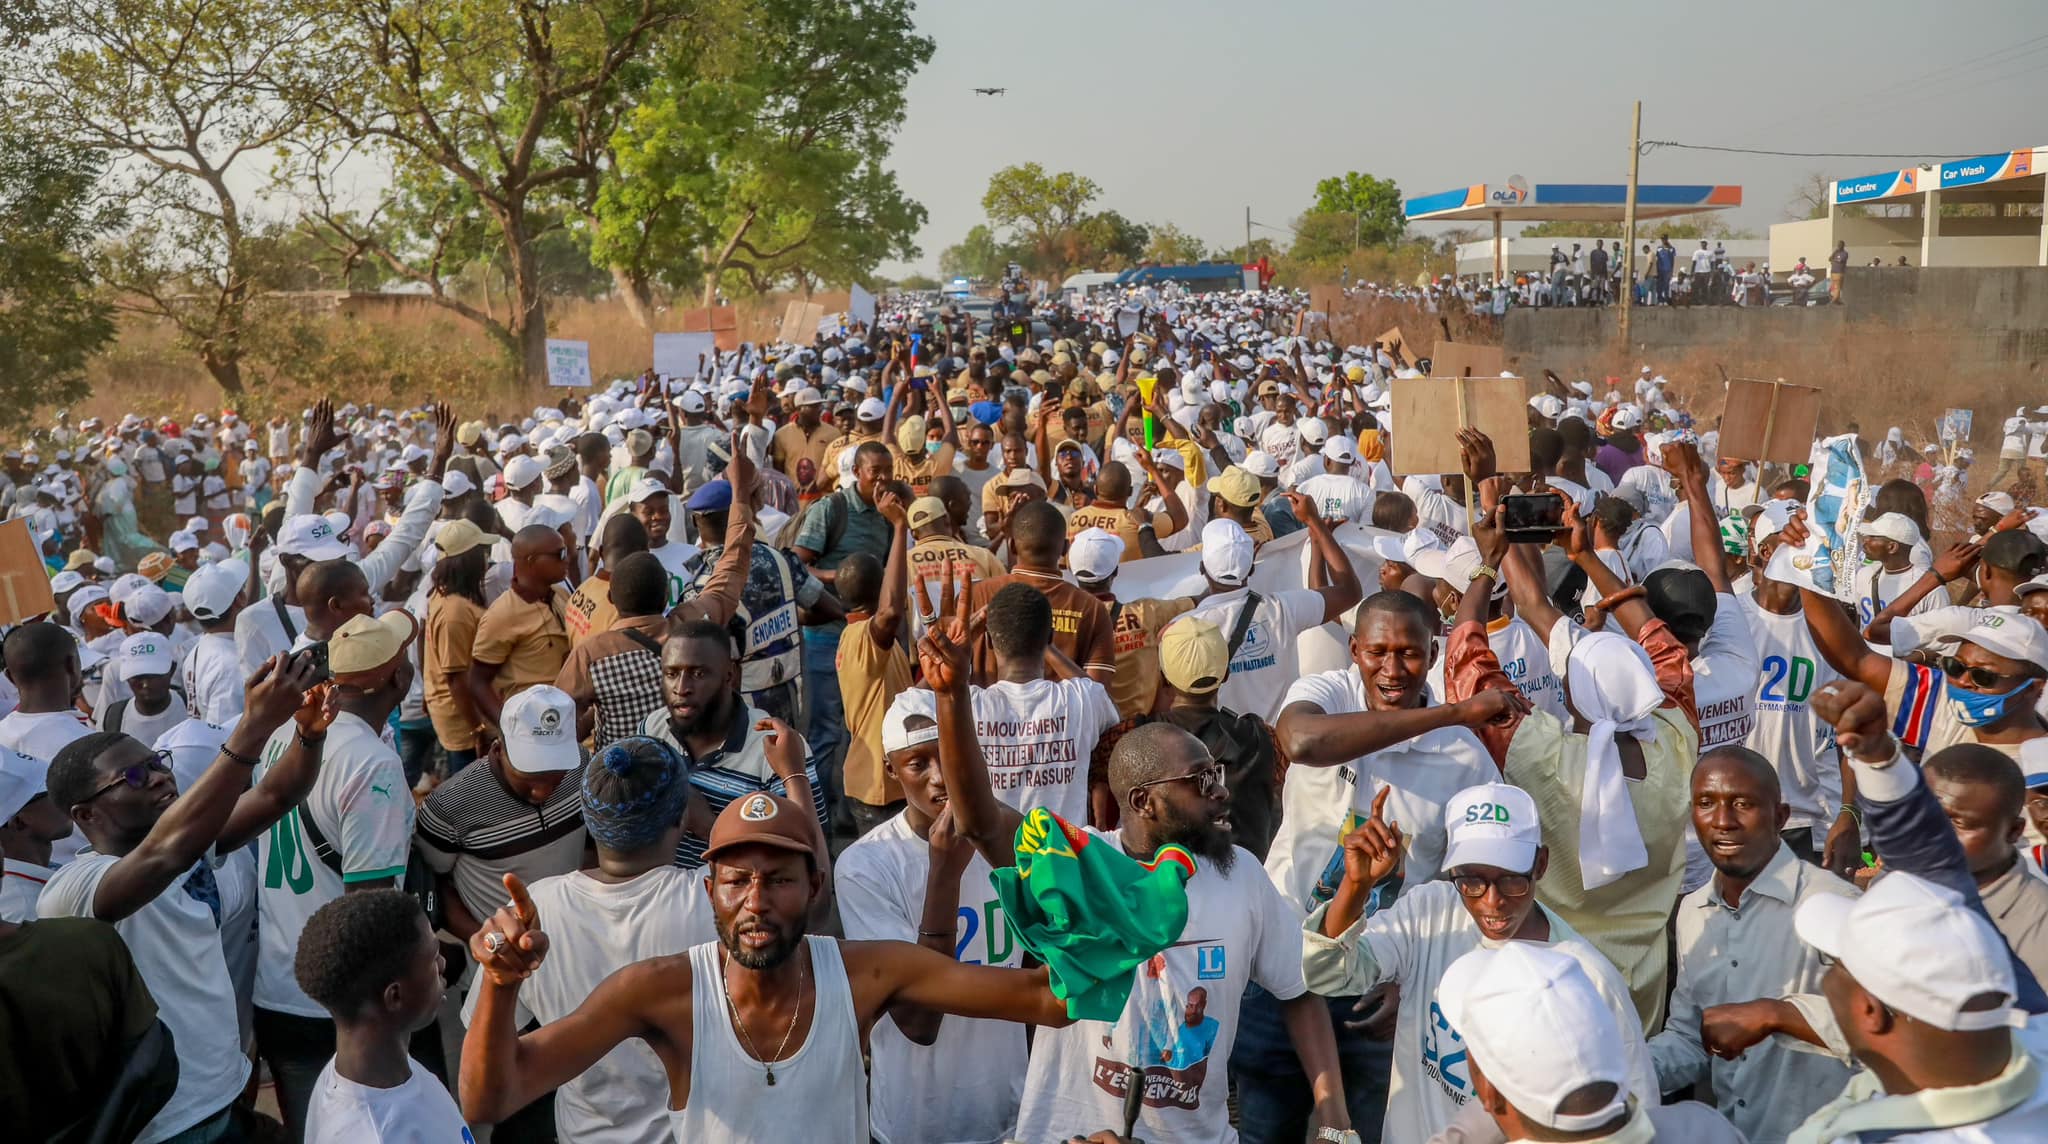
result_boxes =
[589,0,931,319]
[1311,171,1406,248]
[1068,210,1147,272]
[938,223,1010,281]
[0,134,116,429]
[1141,222,1207,265]
[981,163,1100,277]
[897,273,940,291]
[2,0,315,396]
[1287,210,1365,264]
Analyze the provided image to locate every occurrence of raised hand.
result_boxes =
[302,397,343,469]
[1281,489,1319,527]
[928,803,974,876]
[1469,476,1511,567]
[726,429,755,503]
[1561,499,1593,560]
[876,487,907,528]
[1810,678,1893,763]
[1340,786,1404,889]
[242,652,322,735]
[1934,540,1982,582]
[1455,685,1531,728]
[294,681,337,739]
[1456,427,1497,485]
[471,872,549,986]
[754,716,807,783]
[432,404,458,475]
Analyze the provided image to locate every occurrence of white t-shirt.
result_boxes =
[460,866,714,1144]
[646,539,700,605]
[1693,591,1761,755]
[1617,465,1676,524]
[0,856,49,922]
[181,632,244,724]
[1266,668,1498,911]
[235,597,307,679]
[95,691,189,748]
[1853,560,1943,635]
[0,708,91,864]
[1738,595,1844,829]
[1309,885,1654,1144]
[1295,473,1376,526]
[969,677,1120,827]
[305,1057,472,1144]
[40,850,252,1142]
[1426,614,1568,726]
[1011,835,1306,1144]
[1184,586,1328,722]
[837,812,1027,1144]
[252,711,415,1017]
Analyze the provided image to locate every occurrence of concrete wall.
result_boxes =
[1502,266,2048,376]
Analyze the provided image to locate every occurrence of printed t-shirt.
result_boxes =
[1067,503,1180,554]
[1104,596,1199,720]
[1294,473,1376,525]
[907,534,1005,622]
[39,850,252,1142]
[890,442,956,496]
[1692,591,1760,754]
[837,811,1027,1144]
[969,676,1120,826]
[304,1057,471,1144]
[1010,835,1305,1144]
[564,572,620,645]
[1738,595,1845,829]
[424,593,487,751]
[1184,587,1328,721]
[252,711,414,1017]
[836,617,912,807]
[181,631,243,724]
[1426,614,1568,725]
[472,586,571,699]
[1265,667,1497,911]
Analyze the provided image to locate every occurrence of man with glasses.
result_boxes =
[1301,782,1655,1143]
[37,651,330,1144]
[466,523,573,741]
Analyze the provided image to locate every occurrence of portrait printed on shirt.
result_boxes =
[1089,944,1228,1112]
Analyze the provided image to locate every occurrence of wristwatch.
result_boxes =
[1317,1129,1362,1144]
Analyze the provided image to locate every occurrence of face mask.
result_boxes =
[926,440,943,457]
[1951,679,2037,727]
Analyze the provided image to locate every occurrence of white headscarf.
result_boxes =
[1564,632,1665,890]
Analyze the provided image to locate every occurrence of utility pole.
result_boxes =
[1245,206,1252,262]
[1620,99,1642,349]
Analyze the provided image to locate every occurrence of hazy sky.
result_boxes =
[880,0,2048,277]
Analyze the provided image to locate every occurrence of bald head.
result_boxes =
[512,523,565,560]
[1095,461,1132,503]
[1696,745,1782,804]
[1108,722,1209,804]
[1009,501,1068,566]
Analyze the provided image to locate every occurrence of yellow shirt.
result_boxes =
[1105,595,1198,719]
[836,617,911,806]
[423,593,486,751]
[472,586,572,699]
[908,535,1005,618]
[564,572,618,647]
[1067,504,1180,556]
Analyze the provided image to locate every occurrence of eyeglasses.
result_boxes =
[1452,872,1534,899]
[1131,763,1227,798]
[82,751,174,804]
[1938,656,2028,691]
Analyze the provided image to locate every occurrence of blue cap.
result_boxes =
[686,480,733,513]
[969,401,1004,426]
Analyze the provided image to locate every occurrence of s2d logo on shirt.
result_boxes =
[1196,944,1227,980]
[1421,1000,1471,1102]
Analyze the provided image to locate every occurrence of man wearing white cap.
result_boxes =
[1295,436,1378,526]
[1302,782,1656,1142]
[771,384,832,486]
[1440,943,1741,1142]
[1851,511,1940,648]
[1182,506,1362,722]
[1068,526,1199,720]
[1276,416,1331,489]
[821,395,888,492]
[249,611,422,1134]
[418,685,586,960]
[94,632,190,748]
[0,746,69,922]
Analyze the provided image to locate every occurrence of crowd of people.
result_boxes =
[4,280,2048,1144]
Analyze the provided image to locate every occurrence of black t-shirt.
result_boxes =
[1829,247,1850,271]
[0,916,161,1137]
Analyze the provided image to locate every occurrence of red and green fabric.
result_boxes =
[989,808,1194,1021]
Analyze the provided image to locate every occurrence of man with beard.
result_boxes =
[1302,783,1655,1143]
[642,618,828,868]
[1646,746,1856,1144]
[459,789,1075,1143]
[771,386,832,486]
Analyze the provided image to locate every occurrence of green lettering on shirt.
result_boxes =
[264,808,315,894]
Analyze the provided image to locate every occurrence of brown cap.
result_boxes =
[702,791,815,863]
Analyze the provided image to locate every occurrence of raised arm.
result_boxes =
[1283,490,1364,625]
[1776,515,1894,692]
[868,491,910,651]
[919,565,1022,865]
[1865,541,1977,644]
[1665,442,1731,593]
[847,940,1070,1028]
[672,433,757,626]
[215,681,337,853]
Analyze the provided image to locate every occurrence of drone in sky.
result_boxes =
[973,87,1006,96]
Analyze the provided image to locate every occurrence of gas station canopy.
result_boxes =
[1404,182,1743,223]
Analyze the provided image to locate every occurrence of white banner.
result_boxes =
[652,331,717,380]
[849,283,877,327]
[545,339,591,388]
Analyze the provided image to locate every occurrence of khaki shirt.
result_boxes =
[1104,595,1198,719]
[564,572,618,647]
[1067,503,1180,556]
[424,593,486,751]
[473,586,571,699]
[771,422,834,483]
[837,616,911,807]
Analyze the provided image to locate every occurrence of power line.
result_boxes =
[1640,141,2005,161]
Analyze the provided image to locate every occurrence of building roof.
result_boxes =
[1405,182,1742,223]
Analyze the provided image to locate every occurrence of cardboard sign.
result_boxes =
[0,519,55,626]
[680,306,740,351]
[545,339,592,388]
[1376,326,1408,355]
[1390,375,1532,476]
[1309,285,1344,315]
[1720,378,1821,463]
[778,301,825,344]
[848,283,877,327]
[1428,341,1505,379]
[653,331,717,380]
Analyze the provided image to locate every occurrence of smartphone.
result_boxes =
[300,641,331,684]
[1501,492,1568,543]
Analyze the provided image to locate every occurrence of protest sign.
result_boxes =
[1115,305,1143,339]
[1940,407,1974,443]
[1427,341,1505,379]
[1390,375,1531,476]
[1375,326,1408,356]
[680,305,740,351]
[544,339,592,388]
[0,519,55,626]
[849,283,877,327]
[1719,378,1821,463]
[653,331,717,380]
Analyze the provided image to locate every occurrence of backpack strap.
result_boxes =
[105,698,128,735]
[294,801,347,879]
[272,594,298,644]
[622,627,662,656]
[1225,591,1262,658]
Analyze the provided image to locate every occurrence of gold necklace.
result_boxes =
[720,945,806,1086]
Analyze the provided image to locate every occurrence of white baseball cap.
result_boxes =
[1321,435,1358,466]
[1297,417,1330,446]
[1440,782,1542,873]
[1936,607,2048,673]
[882,687,940,755]
[625,476,670,505]
[1438,943,1631,1132]
[1240,450,1280,480]
[1068,527,1126,584]
[1978,491,2017,515]
[118,632,175,679]
[167,530,199,555]
[441,468,476,498]
[502,454,544,490]
[0,747,49,821]
[1795,868,2022,1032]
[501,685,581,773]
[677,390,708,414]
[856,397,887,421]
[1608,406,1644,431]
[181,561,244,622]
[1862,511,1922,548]
[277,514,351,560]
[1199,518,1255,587]
[184,516,211,534]
[49,570,85,597]
[154,717,231,794]
[795,386,826,408]
[123,585,173,628]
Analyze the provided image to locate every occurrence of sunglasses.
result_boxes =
[1452,872,1534,900]
[1130,763,1227,798]
[1938,656,2028,691]
[83,751,174,804]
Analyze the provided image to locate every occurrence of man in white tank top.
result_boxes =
[459,787,1075,1144]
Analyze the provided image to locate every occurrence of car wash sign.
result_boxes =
[1939,150,2036,189]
